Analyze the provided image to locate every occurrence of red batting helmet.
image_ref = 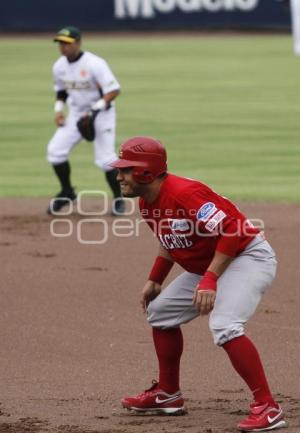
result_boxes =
[110,136,167,183]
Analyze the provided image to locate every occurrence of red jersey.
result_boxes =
[139,174,259,275]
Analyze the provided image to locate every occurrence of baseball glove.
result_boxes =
[76,110,99,141]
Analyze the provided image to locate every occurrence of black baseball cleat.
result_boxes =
[111,198,126,216]
[47,189,77,215]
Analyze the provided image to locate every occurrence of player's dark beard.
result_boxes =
[122,192,136,198]
[122,183,146,198]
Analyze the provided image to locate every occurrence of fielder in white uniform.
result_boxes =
[47,26,124,215]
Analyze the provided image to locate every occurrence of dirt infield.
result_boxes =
[0,198,299,433]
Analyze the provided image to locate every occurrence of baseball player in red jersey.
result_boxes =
[110,137,288,432]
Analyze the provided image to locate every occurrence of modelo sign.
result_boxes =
[0,0,290,32]
[115,0,259,18]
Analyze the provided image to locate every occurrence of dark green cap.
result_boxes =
[54,26,81,44]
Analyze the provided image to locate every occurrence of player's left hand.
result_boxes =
[193,289,216,315]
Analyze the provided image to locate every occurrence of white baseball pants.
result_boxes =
[47,108,118,172]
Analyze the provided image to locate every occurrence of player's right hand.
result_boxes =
[193,289,216,315]
[141,280,161,313]
[55,112,65,126]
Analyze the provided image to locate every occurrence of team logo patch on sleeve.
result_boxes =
[196,202,216,222]
[205,210,226,232]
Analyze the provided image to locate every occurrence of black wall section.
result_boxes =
[0,0,291,32]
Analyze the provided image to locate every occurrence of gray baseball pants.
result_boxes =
[147,236,277,346]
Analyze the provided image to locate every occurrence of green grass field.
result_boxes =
[0,34,299,201]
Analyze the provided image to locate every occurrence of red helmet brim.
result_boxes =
[110,159,148,168]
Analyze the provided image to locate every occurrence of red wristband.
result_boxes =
[197,271,219,292]
[149,256,174,285]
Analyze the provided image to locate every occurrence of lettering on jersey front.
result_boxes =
[63,80,91,90]
[159,233,193,250]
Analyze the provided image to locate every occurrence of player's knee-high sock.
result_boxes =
[152,327,183,394]
[53,161,73,193]
[105,168,121,198]
[222,335,275,405]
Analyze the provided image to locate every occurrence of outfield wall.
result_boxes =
[0,0,291,32]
